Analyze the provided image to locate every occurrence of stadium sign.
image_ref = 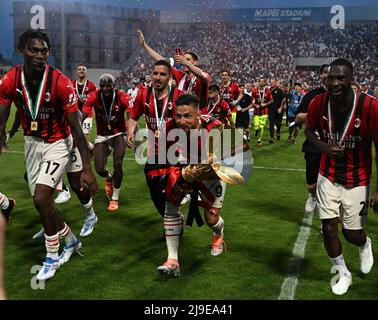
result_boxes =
[254,9,312,18]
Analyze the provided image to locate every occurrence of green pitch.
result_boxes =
[1,108,377,300]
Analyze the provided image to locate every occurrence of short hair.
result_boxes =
[154,59,172,73]
[221,69,230,76]
[77,63,87,69]
[330,59,354,73]
[294,82,302,86]
[209,84,220,92]
[18,29,51,51]
[175,93,199,109]
[99,73,115,85]
[320,64,329,74]
[186,51,199,61]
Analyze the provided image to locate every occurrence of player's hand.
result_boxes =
[80,168,98,197]
[370,191,378,213]
[137,29,145,46]
[174,54,187,66]
[126,132,135,148]
[323,144,345,158]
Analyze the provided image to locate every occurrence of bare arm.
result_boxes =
[127,118,138,148]
[304,127,344,158]
[0,105,10,154]
[137,29,165,61]
[295,112,307,125]
[174,55,209,83]
[9,111,21,138]
[66,111,98,196]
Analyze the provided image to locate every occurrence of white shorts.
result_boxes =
[317,174,370,230]
[82,117,93,135]
[95,132,126,145]
[65,147,83,173]
[199,180,226,209]
[24,135,73,196]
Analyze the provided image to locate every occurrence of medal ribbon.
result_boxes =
[178,74,196,93]
[101,90,116,127]
[327,90,357,147]
[75,79,87,99]
[207,97,220,115]
[153,85,171,131]
[20,65,48,120]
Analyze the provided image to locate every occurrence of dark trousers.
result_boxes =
[268,108,283,139]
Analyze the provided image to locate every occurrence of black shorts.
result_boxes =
[304,152,321,185]
[236,112,250,129]
[144,163,169,217]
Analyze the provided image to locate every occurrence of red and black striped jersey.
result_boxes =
[200,98,232,124]
[252,87,273,116]
[82,89,131,136]
[71,79,97,113]
[131,85,183,160]
[0,64,77,142]
[307,91,378,187]
[172,68,209,109]
[220,81,240,112]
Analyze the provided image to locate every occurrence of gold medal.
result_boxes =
[108,123,112,131]
[31,121,38,131]
[155,130,160,138]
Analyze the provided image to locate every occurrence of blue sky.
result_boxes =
[1,0,377,59]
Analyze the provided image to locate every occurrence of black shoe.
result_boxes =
[277,134,281,141]
[269,138,274,144]
[1,198,16,222]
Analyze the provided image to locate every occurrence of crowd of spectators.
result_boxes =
[116,22,378,91]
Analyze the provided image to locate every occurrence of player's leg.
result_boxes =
[341,185,373,275]
[107,135,127,211]
[201,180,226,256]
[304,152,321,214]
[0,214,6,299]
[253,115,261,143]
[258,115,267,144]
[94,142,113,198]
[0,192,16,222]
[317,174,352,295]
[157,201,182,277]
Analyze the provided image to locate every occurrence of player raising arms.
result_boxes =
[137,29,209,108]
[0,30,98,281]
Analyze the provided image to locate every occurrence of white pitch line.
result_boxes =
[5,151,306,172]
[278,211,314,300]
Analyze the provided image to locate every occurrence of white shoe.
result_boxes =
[359,237,374,274]
[32,228,45,240]
[331,270,352,295]
[305,193,316,214]
[59,239,82,265]
[80,215,98,237]
[54,189,71,204]
[37,257,60,281]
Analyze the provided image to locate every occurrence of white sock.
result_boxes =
[45,233,60,260]
[211,216,224,236]
[164,202,182,261]
[112,188,120,201]
[82,198,96,220]
[0,193,9,210]
[107,171,113,180]
[330,254,350,276]
[59,222,77,246]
